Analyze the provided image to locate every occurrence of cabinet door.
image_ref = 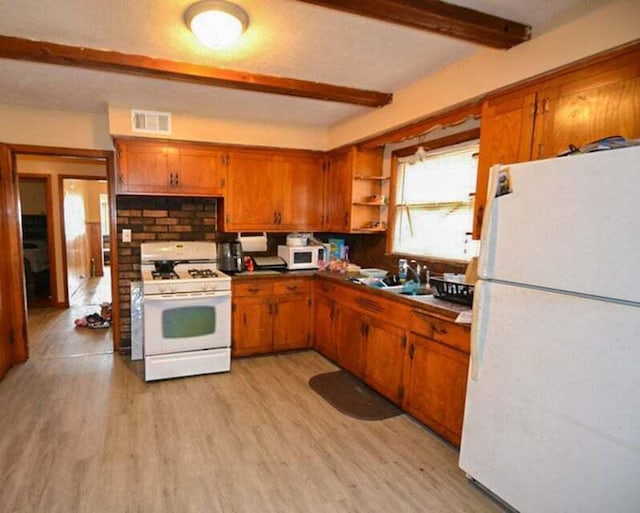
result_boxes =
[116,140,172,193]
[324,151,352,232]
[403,333,469,446]
[313,293,337,362]
[225,151,278,230]
[335,305,366,379]
[365,318,406,405]
[272,294,312,351]
[232,297,273,357]
[278,154,324,231]
[532,75,640,160]
[474,93,536,238]
[175,147,228,196]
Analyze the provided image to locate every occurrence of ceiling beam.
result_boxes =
[0,35,393,108]
[295,0,531,49]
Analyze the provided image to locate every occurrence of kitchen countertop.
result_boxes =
[230,269,471,323]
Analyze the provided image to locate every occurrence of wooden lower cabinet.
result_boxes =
[232,296,273,356]
[232,279,312,357]
[313,292,338,362]
[403,331,470,447]
[272,294,312,351]
[364,318,406,406]
[335,305,367,380]
[239,277,471,446]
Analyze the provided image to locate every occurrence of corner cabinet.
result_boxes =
[114,138,228,196]
[324,146,387,233]
[223,149,324,232]
[474,45,640,238]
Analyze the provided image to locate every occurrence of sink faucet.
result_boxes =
[408,260,422,284]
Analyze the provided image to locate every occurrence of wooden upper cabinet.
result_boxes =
[324,150,352,231]
[473,93,536,238]
[116,139,173,193]
[324,146,386,233]
[225,150,279,230]
[278,153,324,231]
[115,138,227,196]
[475,45,640,239]
[224,149,323,232]
[532,74,640,160]
[175,146,227,196]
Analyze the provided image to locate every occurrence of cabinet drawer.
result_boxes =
[233,282,274,297]
[274,279,311,295]
[410,310,470,353]
[315,280,338,296]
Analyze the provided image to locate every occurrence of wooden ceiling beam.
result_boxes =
[295,0,531,49]
[0,35,392,108]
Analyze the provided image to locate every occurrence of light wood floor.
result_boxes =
[1,305,508,512]
[27,267,113,360]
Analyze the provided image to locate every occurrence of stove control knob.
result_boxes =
[158,285,166,294]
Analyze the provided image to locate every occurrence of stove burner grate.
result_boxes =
[151,270,179,280]
[188,268,216,279]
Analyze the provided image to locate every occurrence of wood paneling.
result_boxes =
[87,222,104,277]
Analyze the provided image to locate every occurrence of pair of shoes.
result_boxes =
[74,312,111,329]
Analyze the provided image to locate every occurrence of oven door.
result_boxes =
[143,290,231,356]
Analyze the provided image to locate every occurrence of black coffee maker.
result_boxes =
[217,240,245,272]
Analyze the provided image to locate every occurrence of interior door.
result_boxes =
[0,143,29,379]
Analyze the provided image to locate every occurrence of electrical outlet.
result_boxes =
[122,229,132,243]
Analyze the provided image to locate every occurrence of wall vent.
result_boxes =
[131,109,172,134]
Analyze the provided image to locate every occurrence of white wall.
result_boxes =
[108,106,328,150]
[0,105,113,150]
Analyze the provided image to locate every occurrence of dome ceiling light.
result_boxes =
[185,1,249,50]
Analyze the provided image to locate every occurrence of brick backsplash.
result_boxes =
[115,196,218,348]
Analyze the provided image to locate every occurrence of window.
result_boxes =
[392,140,479,261]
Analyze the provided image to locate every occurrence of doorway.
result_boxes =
[18,175,55,307]
[0,144,118,378]
[61,177,111,308]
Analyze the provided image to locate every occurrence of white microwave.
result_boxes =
[277,244,325,270]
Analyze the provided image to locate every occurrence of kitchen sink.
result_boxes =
[379,284,434,296]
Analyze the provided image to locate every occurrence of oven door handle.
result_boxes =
[144,290,231,301]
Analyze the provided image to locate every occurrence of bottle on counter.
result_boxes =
[398,258,408,283]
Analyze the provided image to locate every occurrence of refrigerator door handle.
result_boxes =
[477,163,502,280]
[470,280,490,381]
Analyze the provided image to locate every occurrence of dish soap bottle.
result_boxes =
[398,258,408,283]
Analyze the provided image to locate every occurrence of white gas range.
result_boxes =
[140,241,232,381]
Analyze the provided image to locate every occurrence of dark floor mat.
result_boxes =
[309,370,402,421]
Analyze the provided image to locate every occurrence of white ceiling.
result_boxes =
[0,0,602,127]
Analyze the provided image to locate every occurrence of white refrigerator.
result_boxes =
[459,146,640,512]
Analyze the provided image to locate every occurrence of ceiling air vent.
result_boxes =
[131,109,172,135]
